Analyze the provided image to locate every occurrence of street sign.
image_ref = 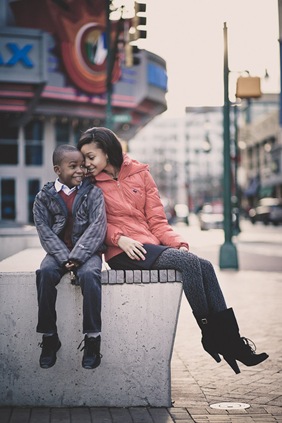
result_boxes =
[112,114,131,123]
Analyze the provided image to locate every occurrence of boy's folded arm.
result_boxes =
[69,190,107,264]
[36,224,70,265]
[33,197,70,265]
[69,218,107,264]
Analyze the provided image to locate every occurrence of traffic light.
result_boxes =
[129,1,147,42]
[123,1,146,67]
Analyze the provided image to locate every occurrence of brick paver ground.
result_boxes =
[1,269,281,422]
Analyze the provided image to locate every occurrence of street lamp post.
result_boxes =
[105,1,124,129]
[232,103,241,235]
[106,0,113,129]
[219,22,239,270]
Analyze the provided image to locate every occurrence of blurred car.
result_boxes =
[198,203,224,230]
[249,198,282,226]
[173,203,189,225]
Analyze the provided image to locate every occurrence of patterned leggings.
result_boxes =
[152,249,227,317]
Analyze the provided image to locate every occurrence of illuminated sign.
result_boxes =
[0,28,47,84]
[0,43,33,67]
[9,0,122,94]
[60,21,121,94]
[148,63,168,91]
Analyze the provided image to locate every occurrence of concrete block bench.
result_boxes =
[0,269,183,407]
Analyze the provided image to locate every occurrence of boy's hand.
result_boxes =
[117,236,147,261]
[65,260,80,270]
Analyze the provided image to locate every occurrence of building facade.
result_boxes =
[130,96,282,219]
[0,0,168,224]
[238,94,281,210]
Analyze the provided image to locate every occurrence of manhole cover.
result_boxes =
[210,402,250,410]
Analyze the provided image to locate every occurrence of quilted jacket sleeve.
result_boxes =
[143,171,189,249]
[69,188,107,264]
[105,223,124,246]
[33,192,70,266]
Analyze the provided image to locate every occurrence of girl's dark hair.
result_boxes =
[77,127,123,169]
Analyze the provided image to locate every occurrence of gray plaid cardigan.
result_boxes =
[33,178,107,266]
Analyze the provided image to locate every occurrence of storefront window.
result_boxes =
[28,179,40,223]
[0,123,19,165]
[55,121,70,146]
[1,179,16,220]
[24,120,43,165]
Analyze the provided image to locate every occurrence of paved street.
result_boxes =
[1,219,282,422]
[174,217,282,273]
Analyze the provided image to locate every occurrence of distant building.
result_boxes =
[238,93,281,209]
[129,107,225,212]
[130,95,282,216]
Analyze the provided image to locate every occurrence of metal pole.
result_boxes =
[106,0,113,129]
[278,0,282,126]
[219,22,239,269]
[105,3,124,129]
[233,104,241,235]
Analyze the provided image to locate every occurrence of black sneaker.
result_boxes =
[39,333,61,369]
[78,335,102,369]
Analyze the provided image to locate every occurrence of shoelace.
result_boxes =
[38,338,52,349]
[242,337,257,353]
[77,338,103,358]
[38,340,53,354]
[77,339,85,351]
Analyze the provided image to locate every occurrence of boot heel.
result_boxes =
[224,355,240,374]
[207,350,221,363]
[202,340,221,363]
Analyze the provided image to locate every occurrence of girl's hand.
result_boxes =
[118,236,147,261]
[179,246,189,252]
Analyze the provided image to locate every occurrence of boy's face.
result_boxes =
[54,151,85,188]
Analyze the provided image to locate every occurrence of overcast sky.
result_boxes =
[138,0,280,117]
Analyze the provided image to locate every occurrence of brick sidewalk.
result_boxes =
[1,269,282,423]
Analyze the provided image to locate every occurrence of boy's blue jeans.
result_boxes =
[36,254,102,334]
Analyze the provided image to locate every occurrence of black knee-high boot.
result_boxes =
[194,313,221,363]
[195,308,269,374]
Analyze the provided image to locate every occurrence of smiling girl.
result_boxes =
[78,127,268,374]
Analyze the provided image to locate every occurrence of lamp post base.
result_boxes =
[219,241,239,270]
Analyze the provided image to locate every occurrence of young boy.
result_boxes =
[33,144,107,370]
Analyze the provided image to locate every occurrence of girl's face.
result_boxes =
[80,142,109,177]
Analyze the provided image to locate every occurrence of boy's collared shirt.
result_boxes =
[55,178,82,195]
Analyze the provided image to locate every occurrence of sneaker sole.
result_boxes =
[82,359,101,370]
[39,341,61,369]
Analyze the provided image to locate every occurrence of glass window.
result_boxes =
[1,179,16,220]
[0,121,19,165]
[24,120,43,165]
[28,179,40,223]
[55,121,70,146]
[24,120,43,140]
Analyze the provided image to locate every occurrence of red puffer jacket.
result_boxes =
[95,154,189,262]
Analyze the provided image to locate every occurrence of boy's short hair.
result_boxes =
[53,144,79,166]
